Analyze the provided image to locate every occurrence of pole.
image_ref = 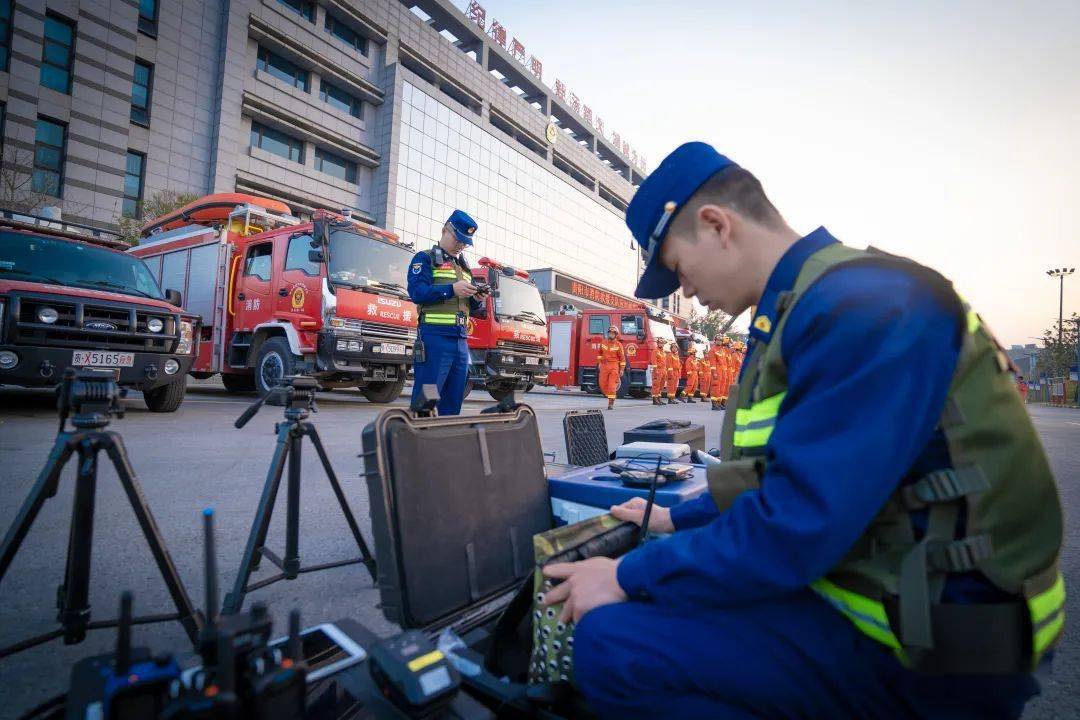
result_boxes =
[1059,273,1065,345]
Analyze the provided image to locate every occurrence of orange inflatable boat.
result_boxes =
[140,193,292,235]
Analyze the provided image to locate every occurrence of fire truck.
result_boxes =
[464,257,551,400]
[129,194,418,401]
[546,304,677,398]
[0,211,197,411]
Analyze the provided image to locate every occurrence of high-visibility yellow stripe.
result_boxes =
[732,391,786,448]
[1034,612,1065,656]
[407,650,444,672]
[811,579,901,650]
[733,427,774,447]
[432,270,457,277]
[735,391,786,426]
[1030,574,1065,625]
[967,310,981,334]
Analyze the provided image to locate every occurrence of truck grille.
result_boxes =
[498,340,546,354]
[12,295,178,352]
[359,320,417,342]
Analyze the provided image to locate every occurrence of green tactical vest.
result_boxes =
[420,248,470,326]
[710,243,1065,674]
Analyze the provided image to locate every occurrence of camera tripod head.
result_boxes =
[234,376,319,429]
[56,368,126,431]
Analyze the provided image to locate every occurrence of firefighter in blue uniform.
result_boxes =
[407,210,487,415]
[541,143,1064,719]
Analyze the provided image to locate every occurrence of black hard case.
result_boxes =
[623,420,706,451]
[361,406,553,635]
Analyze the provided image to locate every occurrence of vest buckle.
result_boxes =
[928,535,993,573]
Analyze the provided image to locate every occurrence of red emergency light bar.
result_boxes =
[313,208,403,246]
[478,256,530,280]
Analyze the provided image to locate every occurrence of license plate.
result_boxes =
[72,350,134,368]
[381,343,406,355]
[524,356,539,366]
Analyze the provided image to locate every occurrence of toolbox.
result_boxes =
[622,419,706,451]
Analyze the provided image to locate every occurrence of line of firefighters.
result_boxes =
[596,326,747,410]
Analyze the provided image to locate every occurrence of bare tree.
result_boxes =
[688,305,734,339]
[116,188,200,245]
[0,144,63,215]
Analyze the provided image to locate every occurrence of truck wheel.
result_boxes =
[361,377,406,404]
[628,388,650,399]
[487,382,518,401]
[221,373,256,393]
[616,374,631,399]
[525,383,535,393]
[255,337,297,397]
[463,380,474,399]
[143,379,187,412]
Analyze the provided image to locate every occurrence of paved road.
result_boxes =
[0,383,1075,718]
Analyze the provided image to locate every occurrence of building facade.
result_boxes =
[0,0,686,316]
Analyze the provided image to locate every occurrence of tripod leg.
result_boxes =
[58,440,98,644]
[103,433,202,644]
[304,424,377,581]
[0,435,76,582]
[223,423,290,615]
[284,427,302,578]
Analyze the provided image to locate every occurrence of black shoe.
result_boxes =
[667,399,678,405]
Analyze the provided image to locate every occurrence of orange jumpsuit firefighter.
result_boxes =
[650,340,668,405]
[597,327,626,410]
[665,342,681,403]
[707,337,725,409]
[699,347,714,401]
[683,353,700,402]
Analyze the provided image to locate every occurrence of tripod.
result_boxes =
[222,378,376,615]
[0,378,201,659]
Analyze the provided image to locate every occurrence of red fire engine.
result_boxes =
[546,304,677,397]
[465,257,551,400]
[0,212,197,411]
[129,194,418,400]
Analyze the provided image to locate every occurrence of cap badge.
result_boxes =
[753,315,772,333]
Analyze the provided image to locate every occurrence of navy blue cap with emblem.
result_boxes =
[447,209,478,245]
[625,142,737,299]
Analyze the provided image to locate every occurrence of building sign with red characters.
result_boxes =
[554,274,640,310]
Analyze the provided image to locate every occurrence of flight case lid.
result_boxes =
[362,406,552,632]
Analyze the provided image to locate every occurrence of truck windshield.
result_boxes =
[328,230,413,290]
[494,275,547,324]
[649,318,676,344]
[0,231,164,299]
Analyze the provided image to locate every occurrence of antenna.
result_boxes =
[203,508,219,630]
[115,591,133,675]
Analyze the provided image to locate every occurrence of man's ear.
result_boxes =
[697,204,733,248]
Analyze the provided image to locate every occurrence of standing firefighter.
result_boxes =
[708,335,726,409]
[665,340,681,404]
[541,142,1064,719]
[649,339,668,406]
[597,325,626,410]
[406,210,488,415]
[683,349,700,402]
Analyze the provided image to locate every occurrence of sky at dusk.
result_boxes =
[453,0,1079,345]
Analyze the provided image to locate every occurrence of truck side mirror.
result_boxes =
[636,330,646,342]
[164,288,183,307]
[308,249,325,263]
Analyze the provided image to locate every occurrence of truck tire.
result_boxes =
[525,383,535,393]
[361,377,406,404]
[628,388,650,399]
[616,374,631,399]
[143,379,186,412]
[487,382,518,402]
[221,373,256,393]
[255,337,298,397]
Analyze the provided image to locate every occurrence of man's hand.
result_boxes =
[452,280,478,298]
[611,497,675,533]
[542,557,626,623]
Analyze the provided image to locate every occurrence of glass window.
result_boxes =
[250,121,304,163]
[32,117,65,197]
[131,60,153,126]
[277,0,315,22]
[256,46,309,92]
[620,315,644,335]
[243,243,273,281]
[138,0,157,36]
[285,234,320,275]
[186,244,218,322]
[122,151,145,218]
[588,315,610,335]
[324,13,367,54]
[0,0,12,72]
[40,13,75,94]
[315,148,357,183]
[319,80,363,119]
[160,250,188,298]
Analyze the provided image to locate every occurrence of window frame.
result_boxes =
[122,150,146,218]
[249,121,305,164]
[284,234,321,276]
[0,0,13,73]
[277,0,315,23]
[242,243,274,282]
[32,116,67,198]
[256,45,310,92]
[324,13,367,55]
[588,315,610,336]
[314,148,357,184]
[40,12,76,95]
[130,59,154,127]
[319,80,363,119]
[138,0,158,37]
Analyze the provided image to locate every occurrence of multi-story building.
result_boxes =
[0,0,686,316]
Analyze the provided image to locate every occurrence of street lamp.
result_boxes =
[1046,267,1075,344]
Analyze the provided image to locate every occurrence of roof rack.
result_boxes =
[0,209,127,249]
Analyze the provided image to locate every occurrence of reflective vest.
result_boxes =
[709,243,1065,674]
[420,248,469,326]
[598,340,625,366]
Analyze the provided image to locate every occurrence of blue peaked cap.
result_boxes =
[626,142,737,298]
[447,209,478,245]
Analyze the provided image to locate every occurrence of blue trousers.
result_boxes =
[574,588,1038,719]
[412,331,470,416]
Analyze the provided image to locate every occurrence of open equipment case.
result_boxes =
[362,404,615,718]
